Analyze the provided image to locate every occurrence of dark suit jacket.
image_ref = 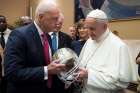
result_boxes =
[58,31,72,49]
[71,40,86,56]
[4,23,56,93]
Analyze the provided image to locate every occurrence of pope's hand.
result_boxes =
[48,59,66,75]
[76,68,88,82]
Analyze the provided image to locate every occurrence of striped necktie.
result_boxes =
[52,32,57,53]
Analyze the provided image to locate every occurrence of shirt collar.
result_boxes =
[4,28,11,34]
[34,21,44,36]
[49,32,58,36]
[49,32,59,39]
[0,28,11,34]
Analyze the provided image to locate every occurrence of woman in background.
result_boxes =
[71,19,89,56]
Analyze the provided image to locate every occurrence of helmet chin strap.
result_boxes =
[64,72,80,89]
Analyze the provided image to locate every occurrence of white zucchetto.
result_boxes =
[87,9,108,20]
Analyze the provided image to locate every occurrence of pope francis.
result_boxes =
[76,9,138,93]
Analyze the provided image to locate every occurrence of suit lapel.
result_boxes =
[58,32,63,49]
[30,23,46,65]
[46,33,53,55]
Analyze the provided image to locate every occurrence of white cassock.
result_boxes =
[78,29,138,93]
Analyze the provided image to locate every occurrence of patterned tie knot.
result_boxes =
[52,32,56,37]
[41,33,48,42]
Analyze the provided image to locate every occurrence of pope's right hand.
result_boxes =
[47,59,66,75]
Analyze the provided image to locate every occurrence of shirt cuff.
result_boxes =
[44,66,48,80]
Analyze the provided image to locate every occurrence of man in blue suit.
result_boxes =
[4,1,66,93]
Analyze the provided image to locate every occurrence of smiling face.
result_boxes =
[77,20,89,40]
[78,27,88,40]
[84,18,107,40]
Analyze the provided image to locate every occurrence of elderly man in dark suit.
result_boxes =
[4,1,66,93]
[49,13,72,53]
[49,13,73,93]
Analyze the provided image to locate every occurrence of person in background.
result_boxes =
[68,25,79,41]
[49,13,72,93]
[135,52,140,93]
[49,13,72,53]
[4,1,66,93]
[0,15,11,93]
[19,16,32,26]
[71,19,89,56]
[0,15,11,48]
[136,52,140,76]
[15,16,33,28]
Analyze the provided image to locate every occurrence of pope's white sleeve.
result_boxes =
[87,68,129,90]
[119,44,138,82]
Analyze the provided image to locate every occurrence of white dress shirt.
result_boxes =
[34,21,52,80]
[0,28,11,44]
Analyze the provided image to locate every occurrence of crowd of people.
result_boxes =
[0,1,139,93]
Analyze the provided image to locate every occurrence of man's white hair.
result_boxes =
[35,0,58,16]
[58,13,64,22]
